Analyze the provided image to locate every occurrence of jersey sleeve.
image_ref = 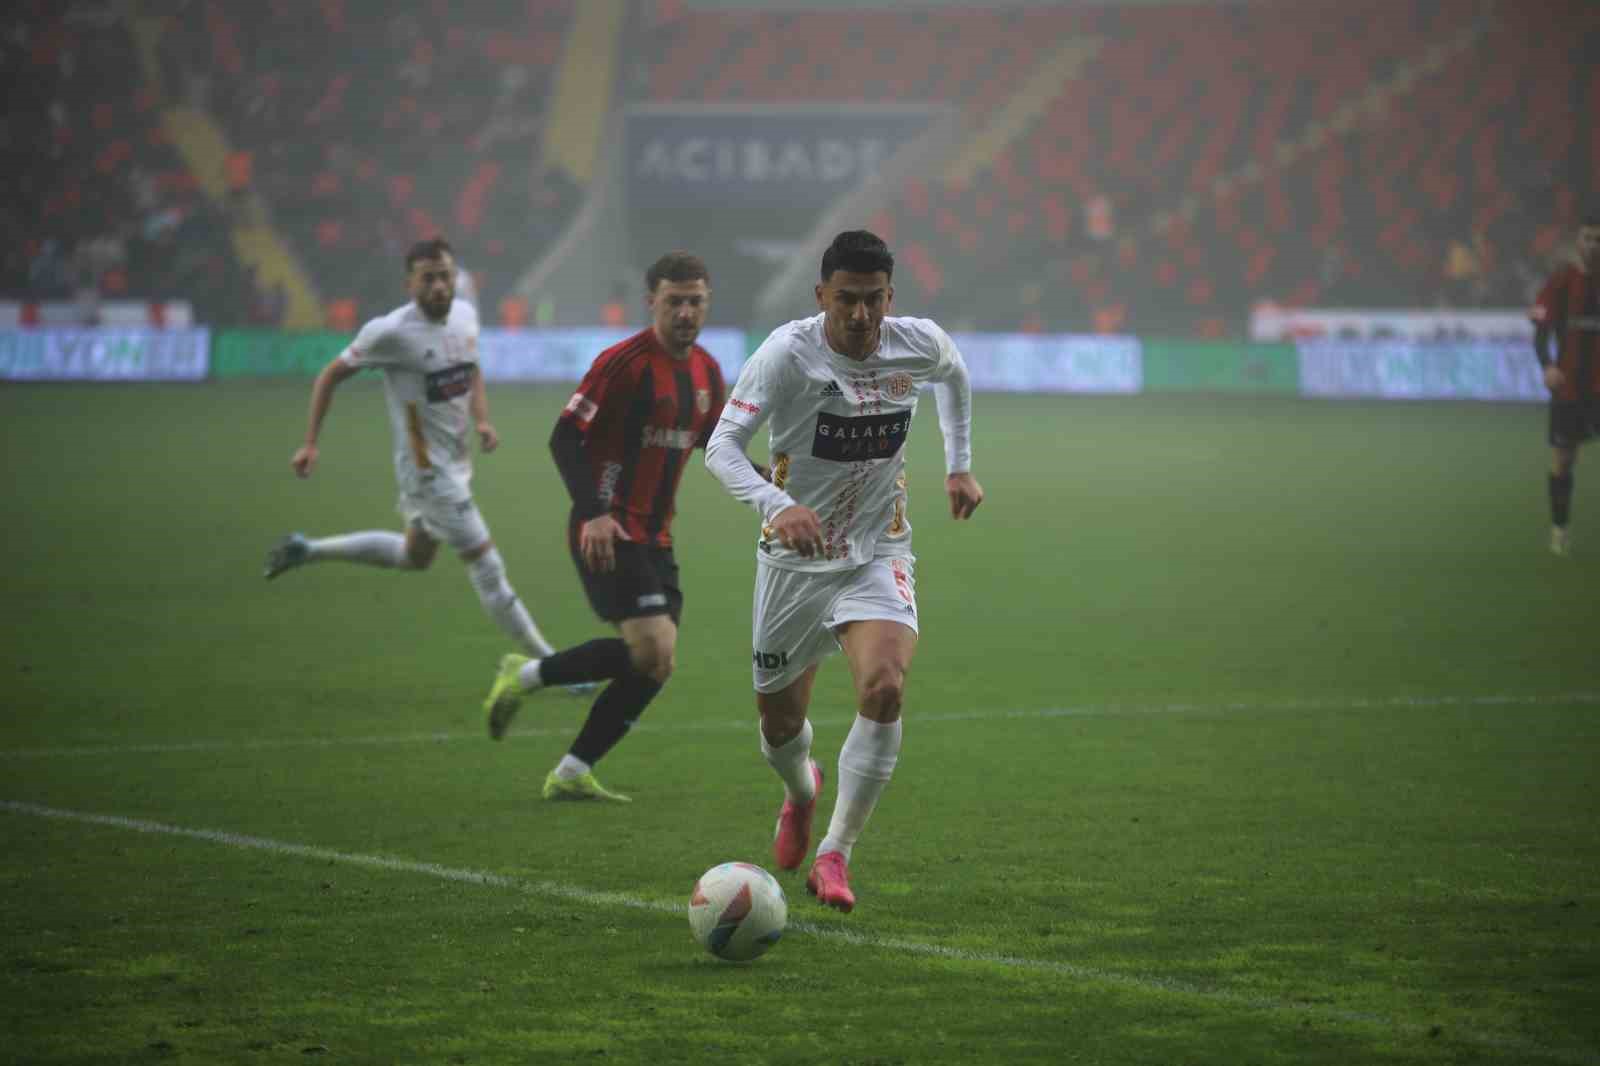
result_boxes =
[560,347,637,436]
[340,316,400,368]
[697,355,728,449]
[1530,269,1568,327]
[720,331,788,433]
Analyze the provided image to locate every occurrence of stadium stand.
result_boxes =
[9,0,1595,335]
[3,2,254,326]
[152,0,579,324]
[639,0,1597,337]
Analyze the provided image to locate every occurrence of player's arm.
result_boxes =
[291,354,361,478]
[468,364,498,453]
[1531,279,1566,393]
[705,343,825,555]
[550,373,627,572]
[697,359,771,481]
[931,335,983,520]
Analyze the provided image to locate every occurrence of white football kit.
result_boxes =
[706,313,973,691]
[340,299,491,551]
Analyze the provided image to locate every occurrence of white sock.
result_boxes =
[468,548,556,657]
[817,715,901,863]
[518,659,545,692]
[306,531,406,568]
[760,719,816,803]
[555,753,590,780]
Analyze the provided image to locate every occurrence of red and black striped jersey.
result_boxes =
[559,328,726,547]
[1531,263,1600,401]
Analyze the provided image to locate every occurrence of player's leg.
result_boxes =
[822,617,916,850]
[807,558,921,911]
[1548,405,1578,554]
[752,563,839,870]
[459,536,556,658]
[760,665,824,871]
[546,612,676,802]
[540,545,682,801]
[482,521,639,740]
[263,526,418,578]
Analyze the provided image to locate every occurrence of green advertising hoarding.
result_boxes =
[212,331,352,377]
[1141,340,1299,395]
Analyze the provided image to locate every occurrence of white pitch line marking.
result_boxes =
[2,692,1597,760]
[2,799,1595,1066]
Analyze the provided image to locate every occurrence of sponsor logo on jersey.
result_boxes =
[425,362,476,402]
[811,410,912,461]
[565,392,599,422]
[729,396,761,416]
[695,388,712,413]
[642,425,697,450]
[821,380,844,398]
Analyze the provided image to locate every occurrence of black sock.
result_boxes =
[1549,473,1574,527]
[570,671,664,766]
[538,638,631,687]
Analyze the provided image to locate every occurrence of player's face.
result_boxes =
[408,254,456,320]
[817,271,892,360]
[1579,225,1600,271]
[649,278,710,356]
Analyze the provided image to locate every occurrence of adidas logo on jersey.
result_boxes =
[821,380,844,398]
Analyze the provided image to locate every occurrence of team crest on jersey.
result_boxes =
[886,372,914,399]
[695,388,712,413]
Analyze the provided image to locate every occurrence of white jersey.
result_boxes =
[340,299,481,499]
[715,313,970,572]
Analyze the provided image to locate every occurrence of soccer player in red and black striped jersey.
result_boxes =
[1531,215,1600,555]
[481,252,766,802]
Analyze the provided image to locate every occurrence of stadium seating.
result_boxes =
[4,2,253,325]
[10,0,1595,336]
[639,0,1598,337]
[156,0,579,323]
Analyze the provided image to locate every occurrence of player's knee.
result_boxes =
[467,548,512,602]
[405,541,439,570]
[858,666,905,719]
[629,640,675,685]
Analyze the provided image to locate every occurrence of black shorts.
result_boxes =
[1549,402,1598,449]
[569,517,683,625]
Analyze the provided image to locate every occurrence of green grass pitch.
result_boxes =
[2,379,1597,1065]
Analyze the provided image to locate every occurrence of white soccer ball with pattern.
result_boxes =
[688,862,787,962]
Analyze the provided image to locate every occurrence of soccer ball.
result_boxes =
[688,862,787,962]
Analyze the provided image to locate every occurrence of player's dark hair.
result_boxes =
[646,251,710,292]
[405,237,454,270]
[820,230,894,282]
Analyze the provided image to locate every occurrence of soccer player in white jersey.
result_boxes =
[705,230,984,912]
[263,237,560,664]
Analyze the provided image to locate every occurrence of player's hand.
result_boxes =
[1544,365,1566,393]
[771,505,825,558]
[291,443,319,479]
[477,421,500,453]
[946,472,984,520]
[580,514,627,573]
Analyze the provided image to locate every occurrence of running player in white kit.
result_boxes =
[263,238,559,663]
[705,230,984,912]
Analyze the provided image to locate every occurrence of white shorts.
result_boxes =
[397,489,491,554]
[751,555,918,693]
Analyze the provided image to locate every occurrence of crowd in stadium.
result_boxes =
[6,0,1596,335]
